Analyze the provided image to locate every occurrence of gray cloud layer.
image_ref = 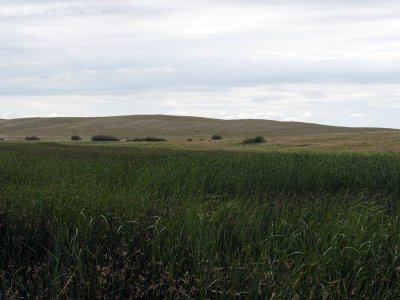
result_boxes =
[1,0,400,127]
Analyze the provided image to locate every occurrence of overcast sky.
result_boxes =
[1,0,400,127]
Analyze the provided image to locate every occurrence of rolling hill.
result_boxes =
[0,115,396,141]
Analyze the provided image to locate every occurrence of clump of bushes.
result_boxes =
[71,135,82,141]
[127,137,167,142]
[91,135,120,142]
[0,138,4,141]
[243,136,266,144]
[25,136,40,141]
[187,138,193,142]
[211,134,223,140]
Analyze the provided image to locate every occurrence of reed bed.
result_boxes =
[1,143,400,298]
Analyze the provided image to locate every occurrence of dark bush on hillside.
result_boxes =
[25,136,40,141]
[91,135,120,142]
[71,135,82,141]
[243,136,266,144]
[127,137,167,142]
[0,138,4,141]
[187,138,193,142]
[211,134,223,140]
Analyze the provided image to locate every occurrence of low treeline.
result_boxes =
[20,134,267,144]
[127,137,167,142]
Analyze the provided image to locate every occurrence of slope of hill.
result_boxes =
[0,115,396,140]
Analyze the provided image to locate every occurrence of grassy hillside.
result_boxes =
[0,114,395,140]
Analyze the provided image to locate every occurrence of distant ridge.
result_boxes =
[0,114,396,140]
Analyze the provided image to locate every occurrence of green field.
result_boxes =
[1,143,400,298]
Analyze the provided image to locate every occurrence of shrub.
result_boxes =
[25,136,40,141]
[243,136,266,144]
[127,137,167,142]
[211,135,223,140]
[91,135,120,142]
[0,138,4,141]
[187,139,193,142]
[71,135,82,141]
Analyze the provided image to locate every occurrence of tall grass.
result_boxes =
[1,143,400,298]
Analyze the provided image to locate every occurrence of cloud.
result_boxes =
[349,113,365,118]
[0,0,399,127]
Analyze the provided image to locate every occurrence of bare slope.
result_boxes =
[0,114,396,140]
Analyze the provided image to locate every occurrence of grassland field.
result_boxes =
[1,141,400,298]
[2,115,400,153]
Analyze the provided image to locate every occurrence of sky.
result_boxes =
[1,0,400,128]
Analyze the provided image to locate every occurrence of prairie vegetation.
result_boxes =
[71,135,82,141]
[1,115,399,152]
[91,135,120,142]
[25,136,40,141]
[1,143,400,298]
[211,134,223,140]
[243,135,266,144]
[0,115,392,140]
[127,137,167,142]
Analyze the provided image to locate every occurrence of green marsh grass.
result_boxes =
[1,143,400,298]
